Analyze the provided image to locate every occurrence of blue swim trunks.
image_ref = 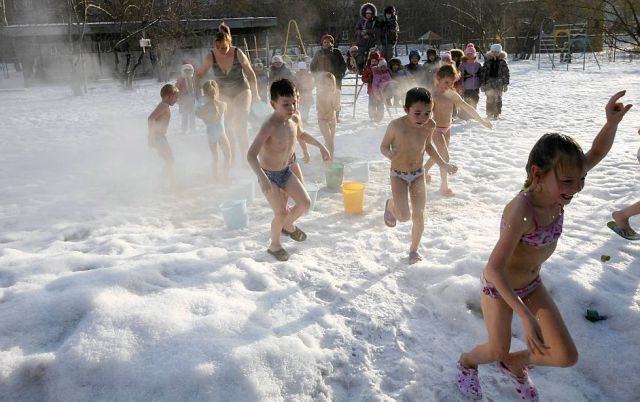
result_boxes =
[263,165,293,189]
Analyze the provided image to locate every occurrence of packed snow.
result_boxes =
[0,58,639,401]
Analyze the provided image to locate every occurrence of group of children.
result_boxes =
[148,47,637,401]
[361,43,510,121]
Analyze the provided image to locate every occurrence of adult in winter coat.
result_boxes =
[481,43,510,119]
[355,2,379,74]
[379,5,399,62]
[310,33,347,89]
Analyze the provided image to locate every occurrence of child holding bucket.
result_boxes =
[456,91,631,401]
[148,83,179,190]
[380,87,458,264]
[247,79,331,262]
[423,65,493,196]
[196,80,232,183]
[317,72,341,158]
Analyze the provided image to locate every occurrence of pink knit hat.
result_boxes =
[464,43,477,57]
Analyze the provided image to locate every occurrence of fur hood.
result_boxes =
[360,2,377,19]
[485,50,508,60]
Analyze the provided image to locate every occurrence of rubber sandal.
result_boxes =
[281,226,307,242]
[607,221,640,241]
[456,361,482,400]
[384,199,397,227]
[496,361,539,402]
[267,248,289,261]
[409,251,422,265]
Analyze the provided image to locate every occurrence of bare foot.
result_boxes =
[424,173,432,184]
[440,187,455,197]
[612,211,631,230]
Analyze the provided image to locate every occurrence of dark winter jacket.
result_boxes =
[481,51,509,91]
[380,13,398,47]
[310,47,347,81]
[355,3,378,49]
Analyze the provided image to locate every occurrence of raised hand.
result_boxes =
[605,90,632,125]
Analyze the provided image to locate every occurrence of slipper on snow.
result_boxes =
[281,226,307,242]
[267,248,290,261]
[607,221,640,241]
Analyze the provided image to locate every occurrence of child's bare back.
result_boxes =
[388,116,435,171]
[317,89,341,122]
[257,114,299,170]
[148,102,171,138]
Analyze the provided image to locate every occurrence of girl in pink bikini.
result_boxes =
[457,91,632,401]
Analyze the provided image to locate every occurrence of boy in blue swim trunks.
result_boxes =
[247,79,331,261]
[380,87,458,264]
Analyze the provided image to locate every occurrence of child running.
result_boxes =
[316,72,341,158]
[457,91,632,401]
[380,87,458,264]
[608,127,640,241]
[148,83,179,190]
[196,80,232,183]
[247,79,331,262]
[424,64,493,196]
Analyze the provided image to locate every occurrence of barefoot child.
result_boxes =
[457,91,632,401]
[247,79,331,261]
[424,64,493,196]
[316,72,341,158]
[148,83,179,189]
[608,127,640,241]
[196,80,232,183]
[380,87,458,264]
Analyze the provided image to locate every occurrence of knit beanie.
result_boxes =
[320,34,335,44]
[464,43,477,57]
[490,43,502,53]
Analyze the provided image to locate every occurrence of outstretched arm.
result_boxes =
[424,124,457,174]
[453,92,492,128]
[194,53,213,85]
[297,125,331,161]
[237,48,260,102]
[584,90,632,172]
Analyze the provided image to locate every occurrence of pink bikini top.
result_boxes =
[501,192,564,247]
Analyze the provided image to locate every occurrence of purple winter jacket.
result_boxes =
[460,61,482,90]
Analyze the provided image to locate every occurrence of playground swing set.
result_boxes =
[536,19,600,71]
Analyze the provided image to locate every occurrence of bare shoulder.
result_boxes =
[502,193,533,230]
[149,102,168,120]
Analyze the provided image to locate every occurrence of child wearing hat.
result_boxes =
[253,59,269,101]
[293,61,315,124]
[175,62,197,135]
[460,43,482,109]
[269,55,293,87]
[480,43,510,119]
[405,50,424,86]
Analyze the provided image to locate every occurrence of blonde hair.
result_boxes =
[436,64,460,81]
[160,83,178,98]
[215,22,232,46]
[202,80,219,99]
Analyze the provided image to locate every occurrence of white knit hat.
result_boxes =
[297,61,307,70]
[272,55,284,64]
[377,59,388,68]
[490,43,502,53]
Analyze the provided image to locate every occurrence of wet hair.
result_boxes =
[215,22,232,45]
[270,78,296,101]
[523,133,586,191]
[405,87,432,108]
[160,83,178,98]
[202,80,219,99]
[436,64,460,80]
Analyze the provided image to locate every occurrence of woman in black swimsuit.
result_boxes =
[196,23,260,165]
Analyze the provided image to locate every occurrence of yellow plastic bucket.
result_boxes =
[342,181,365,214]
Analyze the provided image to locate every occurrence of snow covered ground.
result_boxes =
[1,59,639,401]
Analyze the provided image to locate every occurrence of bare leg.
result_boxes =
[281,174,311,233]
[432,128,453,196]
[612,201,640,231]
[219,134,232,184]
[208,141,219,181]
[262,181,289,252]
[318,119,335,158]
[408,176,426,253]
[389,175,410,223]
[229,90,252,167]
